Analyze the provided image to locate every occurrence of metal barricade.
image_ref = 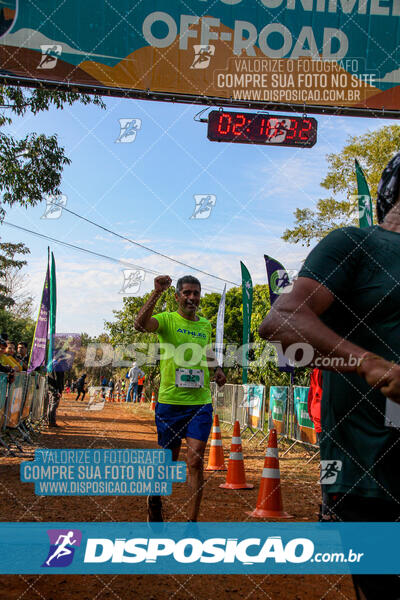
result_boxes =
[5,372,26,429]
[0,373,9,431]
[30,375,47,423]
[20,373,36,422]
[211,383,236,427]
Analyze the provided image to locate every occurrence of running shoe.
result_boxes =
[147,495,163,522]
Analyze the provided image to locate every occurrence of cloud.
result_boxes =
[376,68,400,83]
[0,28,123,60]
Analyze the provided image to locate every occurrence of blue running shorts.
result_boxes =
[155,403,213,449]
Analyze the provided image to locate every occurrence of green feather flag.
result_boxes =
[355,159,373,228]
[240,261,253,385]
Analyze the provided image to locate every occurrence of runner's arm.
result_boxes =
[206,347,226,387]
[134,275,172,332]
[259,276,400,401]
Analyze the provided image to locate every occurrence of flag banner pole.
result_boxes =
[46,252,57,372]
[240,262,253,385]
[215,284,226,368]
[28,250,50,373]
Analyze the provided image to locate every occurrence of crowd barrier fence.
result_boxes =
[0,371,47,455]
[211,383,318,451]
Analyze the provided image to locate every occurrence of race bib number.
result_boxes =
[175,369,204,389]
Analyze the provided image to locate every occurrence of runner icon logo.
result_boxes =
[37,45,62,70]
[41,194,67,220]
[190,194,216,219]
[120,269,146,295]
[190,45,215,70]
[320,460,342,485]
[116,119,142,143]
[42,529,82,567]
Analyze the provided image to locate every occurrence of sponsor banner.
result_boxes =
[293,386,317,445]
[268,386,288,434]
[20,449,186,496]
[28,255,50,373]
[0,522,399,574]
[355,159,373,228]
[0,1,399,114]
[46,251,57,373]
[243,384,264,429]
[215,284,226,368]
[0,372,8,429]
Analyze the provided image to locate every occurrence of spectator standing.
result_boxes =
[137,373,145,402]
[16,342,29,371]
[75,373,87,402]
[108,378,115,401]
[126,361,144,403]
[4,341,22,372]
[47,370,64,427]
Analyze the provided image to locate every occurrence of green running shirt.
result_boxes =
[153,311,212,406]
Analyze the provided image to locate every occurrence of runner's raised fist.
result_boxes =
[154,275,172,292]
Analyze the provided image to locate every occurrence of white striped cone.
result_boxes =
[206,414,226,471]
[220,420,253,489]
[247,428,291,518]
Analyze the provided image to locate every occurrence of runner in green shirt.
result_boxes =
[135,274,226,523]
[259,152,400,600]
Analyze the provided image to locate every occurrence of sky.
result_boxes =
[1,96,397,336]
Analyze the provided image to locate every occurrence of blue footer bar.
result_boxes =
[0,522,398,574]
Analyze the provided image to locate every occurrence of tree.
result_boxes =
[283,125,400,246]
[0,240,30,309]
[0,85,105,220]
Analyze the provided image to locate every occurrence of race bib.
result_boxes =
[385,397,400,428]
[175,368,204,389]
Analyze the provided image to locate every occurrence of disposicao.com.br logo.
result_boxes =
[83,536,363,565]
[42,529,82,567]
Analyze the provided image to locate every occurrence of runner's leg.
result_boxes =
[186,437,207,522]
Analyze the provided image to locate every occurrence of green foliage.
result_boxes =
[0,85,105,220]
[283,124,400,246]
[0,240,30,309]
[0,308,34,346]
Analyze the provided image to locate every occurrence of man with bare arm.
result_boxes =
[135,275,226,523]
[259,153,400,600]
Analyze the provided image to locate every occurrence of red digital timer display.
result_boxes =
[207,111,317,148]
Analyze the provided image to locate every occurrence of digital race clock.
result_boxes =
[207,110,317,148]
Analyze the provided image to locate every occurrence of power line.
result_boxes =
[49,202,240,286]
[2,221,225,294]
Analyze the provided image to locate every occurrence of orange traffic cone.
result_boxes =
[220,421,253,489]
[206,414,226,471]
[150,392,156,411]
[140,391,145,403]
[247,428,292,519]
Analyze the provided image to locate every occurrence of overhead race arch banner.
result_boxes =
[0,1,399,114]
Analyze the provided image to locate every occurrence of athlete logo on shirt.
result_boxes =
[320,460,342,484]
[176,328,207,339]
